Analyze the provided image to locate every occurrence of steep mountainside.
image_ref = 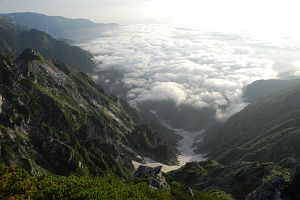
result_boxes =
[1,12,117,39]
[0,16,94,72]
[196,80,300,165]
[0,49,177,177]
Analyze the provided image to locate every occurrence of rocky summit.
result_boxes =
[0,49,177,177]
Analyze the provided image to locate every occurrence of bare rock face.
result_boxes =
[133,165,170,190]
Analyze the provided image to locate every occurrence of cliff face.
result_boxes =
[0,49,177,177]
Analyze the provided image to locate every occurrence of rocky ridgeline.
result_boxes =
[0,49,177,177]
[167,160,300,200]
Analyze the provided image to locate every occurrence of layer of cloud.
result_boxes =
[81,25,277,120]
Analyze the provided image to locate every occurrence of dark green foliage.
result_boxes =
[0,164,171,200]
[0,164,233,200]
[168,182,233,200]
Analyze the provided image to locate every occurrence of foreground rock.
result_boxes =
[133,165,170,190]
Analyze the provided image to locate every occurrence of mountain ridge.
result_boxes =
[0,49,177,177]
[0,16,95,72]
[1,12,118,39]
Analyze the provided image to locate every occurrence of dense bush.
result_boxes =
[0,164,233,200]
[0,164,171,200]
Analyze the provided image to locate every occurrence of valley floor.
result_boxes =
[132,124,206,172]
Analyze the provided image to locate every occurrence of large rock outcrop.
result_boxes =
[133,165,170,190]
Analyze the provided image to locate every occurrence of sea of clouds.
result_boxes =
[81,24,278,120]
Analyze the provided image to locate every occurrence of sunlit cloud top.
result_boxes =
[1,0,300,35]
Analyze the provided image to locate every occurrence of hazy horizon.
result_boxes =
[1,0,300,36]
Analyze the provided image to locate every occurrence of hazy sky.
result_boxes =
[1,0,300,34]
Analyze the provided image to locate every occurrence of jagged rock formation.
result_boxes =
[0,49,177,177]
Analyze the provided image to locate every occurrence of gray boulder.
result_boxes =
[133,165,170,190]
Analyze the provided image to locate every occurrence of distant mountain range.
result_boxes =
[1,12,118,39]
[0,16,95,72]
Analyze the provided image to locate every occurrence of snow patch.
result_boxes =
[132,123,206,173]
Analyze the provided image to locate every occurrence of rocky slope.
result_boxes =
[0,16,94,72]
[0,49,177,177]
[167,160,299,200]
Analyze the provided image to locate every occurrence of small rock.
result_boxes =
[187,187,195,197]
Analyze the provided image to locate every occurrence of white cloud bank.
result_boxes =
[81,24,277,120]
